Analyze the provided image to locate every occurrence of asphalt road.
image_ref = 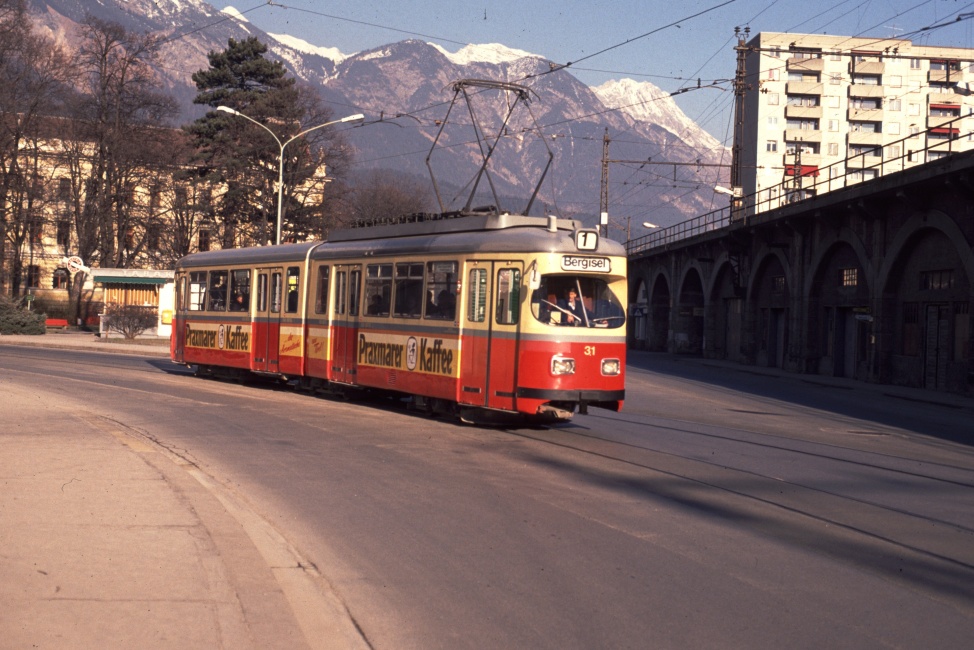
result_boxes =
[3,344,973,649]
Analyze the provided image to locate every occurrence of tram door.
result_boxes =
[331,264,361,383]
[172,274,186,363]
[253,268,283,372]
[460,262,522,411]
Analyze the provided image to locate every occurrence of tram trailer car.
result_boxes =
[171,213,627,423]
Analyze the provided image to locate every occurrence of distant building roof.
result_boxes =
[91,268,174,285]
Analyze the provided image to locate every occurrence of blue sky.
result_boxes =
[207,1,974,143]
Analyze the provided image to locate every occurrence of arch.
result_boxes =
[806,240,872,379]
[709,257,745,361]
[674,266,705,354]
[647,270,672,352]
[879,211,973,392]
[747,249,792,368]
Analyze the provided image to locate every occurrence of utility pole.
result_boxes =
[730,26,749,221]
[600,128,610,237]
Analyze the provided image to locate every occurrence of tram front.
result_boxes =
[516,229,628,420]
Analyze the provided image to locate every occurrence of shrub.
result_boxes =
[0,296,47,335]
[103,304,158,339]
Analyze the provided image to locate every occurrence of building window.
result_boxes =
[888,145,901,158]
[767,116,779,126]
[198,228,211,252]
[902,302,919,356]
[851,98,880,110]
[828,142,839,155]
[147,220,162,252]
[830,49,841,61]
[28,217,43,245]
[772,275,786,294]
[828,119,839,131]
[767,92,779,105]
[887,122,900,135]
[767,68,779,81]
[766,140,778,152]
[851,74,881,86]
[850,121,880,133]
[920,269,954,291]
[56,220,71,248]
[786,118,819,130]
[840,268,858,287]
[888,98,901,111]
[52,268,70,290]
[57,177,71,203]
[910,58,921,69]
[26,265,40,289]
[830,74,842,85]
[770,46,781,58]
[908,103,920,116]
[909,124,920,137]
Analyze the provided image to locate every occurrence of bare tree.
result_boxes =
[346,170,434,224]
[59,16,176,321]
[0,0,73,296]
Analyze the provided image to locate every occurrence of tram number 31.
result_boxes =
[584,346,597,356]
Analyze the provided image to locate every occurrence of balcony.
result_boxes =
[786,81,823,95]
[845,153,882,169]
[929,70,963,85]
[785,105,822,120]
[848,84,884,99]
[849,60,884,75]
[785,128,822,142]
[787,57,824,73]
[847,131,884,147]
[782,153,821,167]
[848,107,883,122]
[928,115,963,130]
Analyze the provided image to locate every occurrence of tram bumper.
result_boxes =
[517,387,625,416]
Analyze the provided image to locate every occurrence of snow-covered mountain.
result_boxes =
[25,0,730,227]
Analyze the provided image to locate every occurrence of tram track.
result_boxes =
[502,413,974,576]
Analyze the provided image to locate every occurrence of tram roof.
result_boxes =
[174,213,625,270]
[313,213,626,258]
[175,241,320,270]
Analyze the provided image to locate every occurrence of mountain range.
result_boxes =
[26,0,731,230]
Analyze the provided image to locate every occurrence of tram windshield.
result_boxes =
[530,275,626,328]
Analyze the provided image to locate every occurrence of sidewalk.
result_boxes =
[0,328,171,357]
[0,331,349,649]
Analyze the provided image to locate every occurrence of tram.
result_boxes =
[171,212,627,423]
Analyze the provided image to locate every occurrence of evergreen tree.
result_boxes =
[185,37,349,245]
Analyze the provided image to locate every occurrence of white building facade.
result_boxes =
[741,32,974,213]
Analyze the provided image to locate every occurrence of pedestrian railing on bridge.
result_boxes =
[626,114,972,257]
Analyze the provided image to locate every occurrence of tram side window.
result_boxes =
[467,268,487,323]
[207,270,228,311]
[335,271,347,315]
[314,266,329,314]
[285,266,300,313]
[365,264,392,316]
[229,269,251,312]
[394,262,424,318]
[257,273,268,312]
[425,261,457,320]
[349,269,361,316]
[495,268,521,325]
[271,272,282,313]
[189,271,206,311]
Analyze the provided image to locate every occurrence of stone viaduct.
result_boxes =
[626,149,974,396]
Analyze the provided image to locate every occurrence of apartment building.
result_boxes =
[740,32,974,212]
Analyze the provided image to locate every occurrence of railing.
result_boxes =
[626,113,971,257]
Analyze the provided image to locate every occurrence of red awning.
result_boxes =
[930,127,960,135]
[785,164,820,177]
[930,103,960,111]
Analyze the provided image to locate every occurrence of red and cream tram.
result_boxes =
[171,212,627,422]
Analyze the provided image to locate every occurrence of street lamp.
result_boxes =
[217,106,365,245]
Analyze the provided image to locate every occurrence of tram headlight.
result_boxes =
[550,354,576,375]
[601,358,621,376]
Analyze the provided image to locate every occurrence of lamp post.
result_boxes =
[217,106,365,245]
